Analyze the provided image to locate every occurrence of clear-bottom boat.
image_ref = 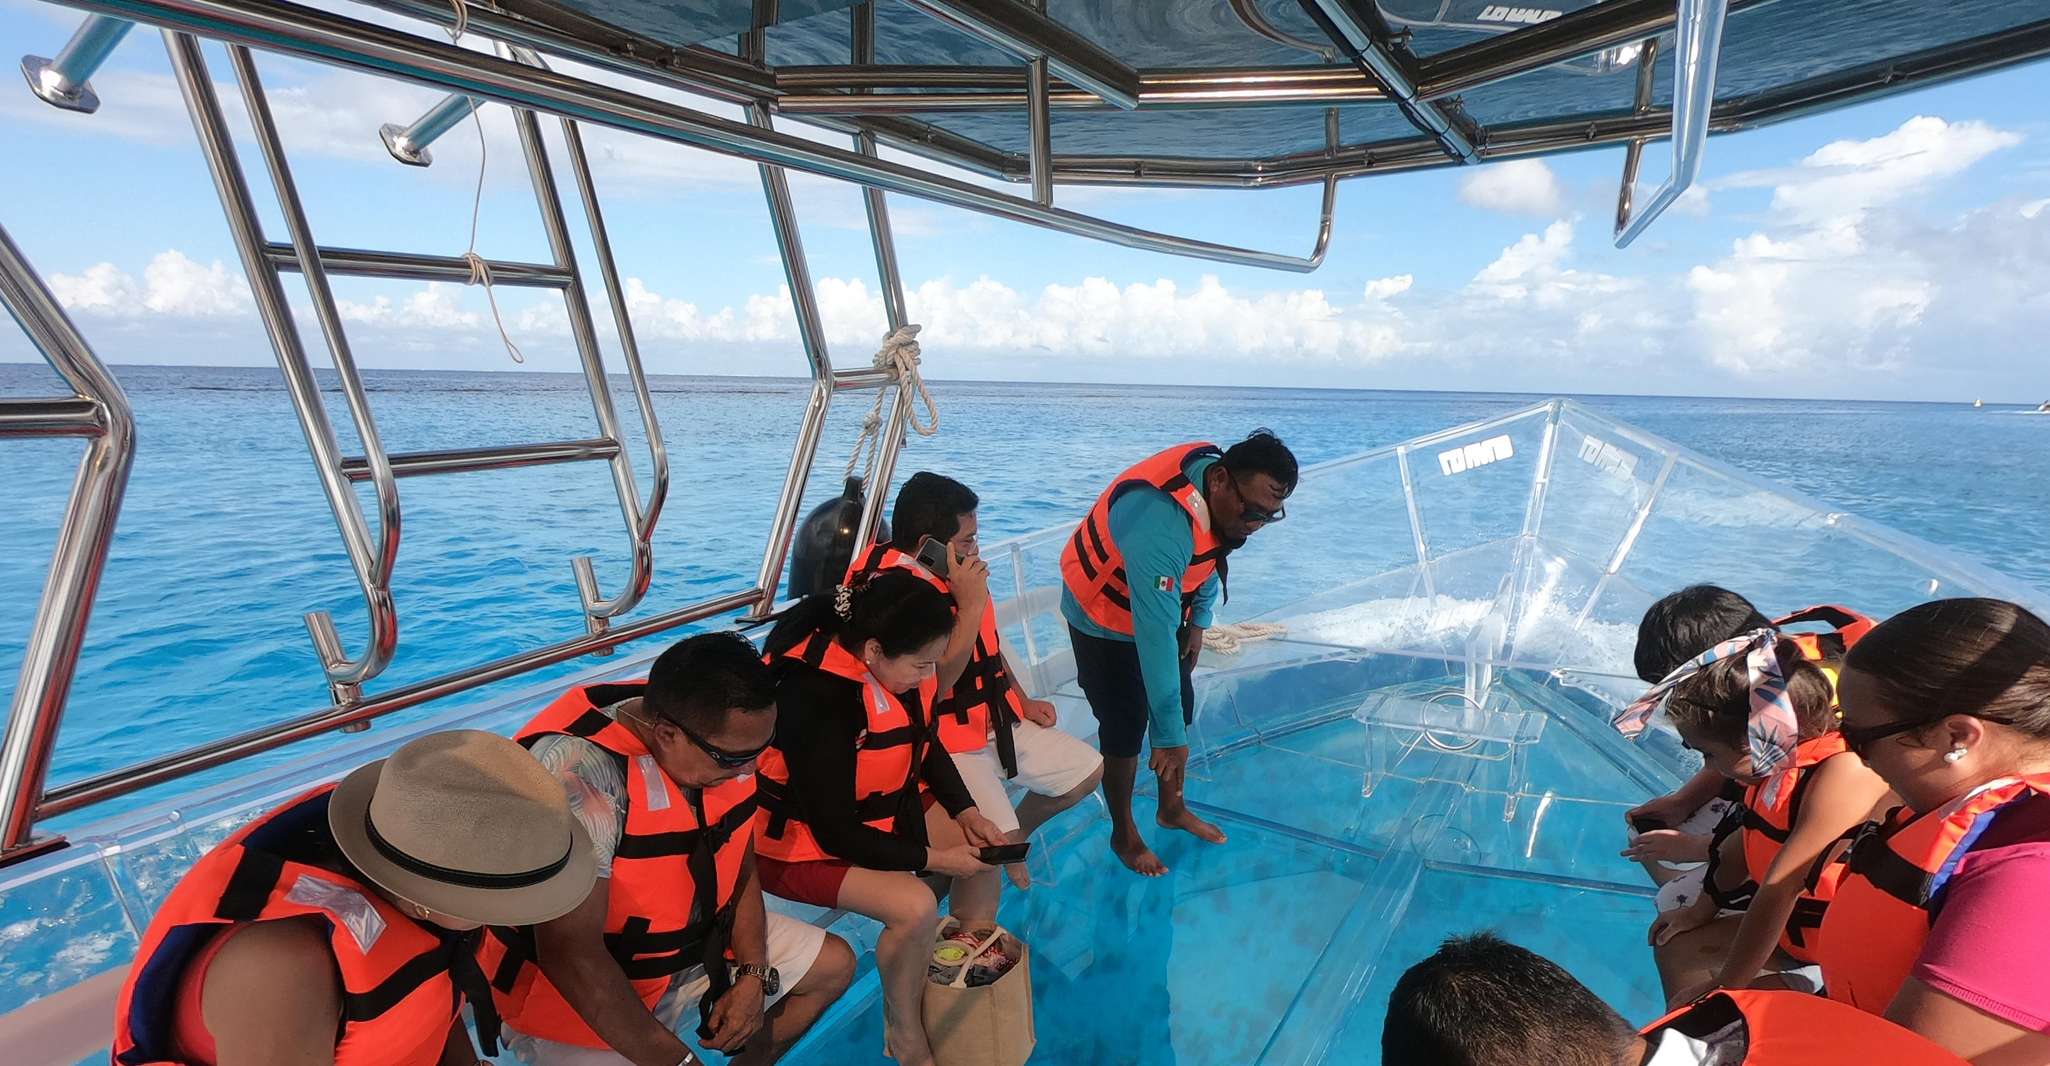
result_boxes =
[6,400,2044,1065]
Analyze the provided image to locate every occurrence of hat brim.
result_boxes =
[328,757,596,928]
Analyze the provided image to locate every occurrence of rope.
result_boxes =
[448,0,524,365]
[843,324,938,488]
[1202,621,1286,656]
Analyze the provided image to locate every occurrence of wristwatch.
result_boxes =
[734,963,780,997]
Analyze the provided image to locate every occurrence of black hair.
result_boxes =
[645,631,775,731]
[1667,637,1838,746]
[890,471,979,551]
[1635,585,1773,683]
[762,569,955,661]
[1383,933,1634,1066]
[1845,598,2050,740]
[1220,429,1299,493]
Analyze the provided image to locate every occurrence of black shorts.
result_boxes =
[1069,624,1194,759]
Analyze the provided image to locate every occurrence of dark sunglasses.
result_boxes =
[1841,716,1937,758]
[670,716,771,769]
[1224,468,1286,524]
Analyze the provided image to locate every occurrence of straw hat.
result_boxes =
[328,729,595,927]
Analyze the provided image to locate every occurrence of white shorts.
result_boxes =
[952,720,1104,835]
[1628,795,1737,872]
[501,912,830,1065]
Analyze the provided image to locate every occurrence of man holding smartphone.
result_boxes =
[1059,432,1297,877]
[848,472,1104,888]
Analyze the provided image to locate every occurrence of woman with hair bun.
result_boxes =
[752,569,1006,1066]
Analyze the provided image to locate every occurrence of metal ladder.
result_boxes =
[163,31,669,706]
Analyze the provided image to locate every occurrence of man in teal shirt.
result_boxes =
[1060,432,1297,876]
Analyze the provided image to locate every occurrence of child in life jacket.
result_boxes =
[1635,631,1893,1006]
[1380,932,1967,1066]
[1621,587,1778,889]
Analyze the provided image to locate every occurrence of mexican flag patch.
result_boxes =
[1155,576,1175,593]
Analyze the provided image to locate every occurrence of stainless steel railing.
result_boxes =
[0,223,136,859]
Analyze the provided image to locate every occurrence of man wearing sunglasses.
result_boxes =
[486,633,855,1066]
[1060,430,1298,877]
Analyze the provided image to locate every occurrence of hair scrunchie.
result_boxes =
[832,583,854,620]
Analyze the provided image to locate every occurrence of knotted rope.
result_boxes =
[844,324,939,489]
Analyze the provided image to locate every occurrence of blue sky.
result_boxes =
[3,0,2047,400]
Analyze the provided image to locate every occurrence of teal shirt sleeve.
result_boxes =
[1104,489,1197,749]
[1186,573,1222,629]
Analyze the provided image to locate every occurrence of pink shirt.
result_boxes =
[1913,791,2050,1033]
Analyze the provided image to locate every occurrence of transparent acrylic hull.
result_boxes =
[7,400,2046,1065]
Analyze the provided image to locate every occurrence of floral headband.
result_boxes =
[1613,628,1798,777]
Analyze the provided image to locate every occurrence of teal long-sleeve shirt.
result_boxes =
[1061,454,1221,750]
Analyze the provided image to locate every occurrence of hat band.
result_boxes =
[363,809,572,890]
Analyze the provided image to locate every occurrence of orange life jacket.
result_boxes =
[112,786,478,1066]
[1771,604,1876,675]
[753,634,938,864]
[1059,442,1230,636]
[1816,775,2050,1013]
[477,683,755,1048]
[849,543,1025,775]
[1738,732,1852,961]
[1638,988,1968,1064]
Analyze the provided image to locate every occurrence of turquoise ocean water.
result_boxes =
[4,362,2050,827]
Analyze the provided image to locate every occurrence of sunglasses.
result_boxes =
[1841,716,1938,759]
[670,716,772,769]
[1224,468,1286,525]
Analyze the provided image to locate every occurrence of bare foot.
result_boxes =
[1158,807,1227,844]
[1111,828,1168,877]
[1005,861,1031,890]
[886,1022,936,1066]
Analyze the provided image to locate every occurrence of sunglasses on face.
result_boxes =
[1224,468,1286,524]
[1841,716,1936,759]
[670,716,772,769]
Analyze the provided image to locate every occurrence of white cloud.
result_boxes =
[1457,159,1564,216]
[1762,116,2021,225]
[1363,275,1414,301]
[336,282,481,330]
[49,251,250,318]
[1468,221,1635,309]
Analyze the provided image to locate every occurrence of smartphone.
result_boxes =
[1628,814,1666,834]
[978,842,1031,865]
[914,534,951,576]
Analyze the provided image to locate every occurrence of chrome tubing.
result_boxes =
[0,223,135,858]
[170,34,400,703]
[774,64,1376,93]
[339,438,623,481]
[1615,37,1662,241]
[772,67,1385,113]
[58,0,1330,272]
[1615,0,1729,247]
[262,242,572,287]
[1229,0,1337,60]
[377,91,482,166]
[745,78,838,617]
[504,98,656,630]
[1301,0,1479,163]
[850,2,916,554]
[899,0,1141,109]
[19,14,134,113]
[1414,0,1777,101]
[1027,52,1053,205]
[37,587,764,820]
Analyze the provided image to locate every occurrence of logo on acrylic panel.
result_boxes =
[1576,435,1640,480]
[1475,5,1562,24]
[1437,434,1516,476]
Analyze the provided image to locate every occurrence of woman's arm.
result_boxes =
[1712,754,1891,990]
[1892,822,2050,1064]
[1889,979,2050,1066]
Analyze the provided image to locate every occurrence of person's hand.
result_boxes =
[1150,744,1189,788]
[1648,896,1717,947]
[1619,830,1711,865]
[956,809,1008,850]
[1624,794,1692,832]
[700,975,766,1055]
[1020,697,1058,728]
[1179,626,1205,666]
[926,843,994,878]
[948,545,990,613]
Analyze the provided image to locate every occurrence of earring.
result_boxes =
[1944,746,1968,765]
